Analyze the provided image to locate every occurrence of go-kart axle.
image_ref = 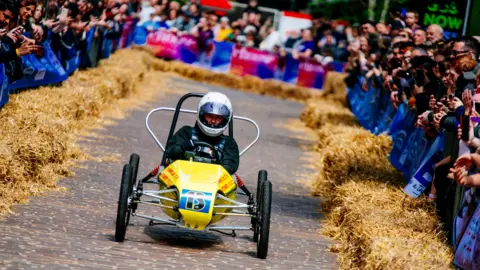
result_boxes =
[143,192,178,203]
[136,200,176,210]
[133,213,178,225]
[214,212,253,217]
[210,229,237,237]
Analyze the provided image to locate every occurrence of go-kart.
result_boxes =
[114,92,273,259]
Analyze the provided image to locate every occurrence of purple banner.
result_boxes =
[146,29,179,59]
[297,58,327,89]
[178,35,199,64]
[229,45,278,79]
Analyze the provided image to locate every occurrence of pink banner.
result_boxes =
[229,45,278,79]
[296,58,327,89]
[146,29,179,59]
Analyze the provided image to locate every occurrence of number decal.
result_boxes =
[179,189,212,214]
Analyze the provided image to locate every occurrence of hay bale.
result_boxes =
[321,72,348,106]
[300,99,358,129]
[0,49,179,216]
[323,181,453,269]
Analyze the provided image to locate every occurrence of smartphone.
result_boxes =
[59,7,69,19]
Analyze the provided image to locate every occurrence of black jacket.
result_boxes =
[166,125,240,174]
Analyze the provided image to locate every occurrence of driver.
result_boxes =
[165,92,240,175]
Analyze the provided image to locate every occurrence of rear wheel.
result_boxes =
[115,164,133,242]
[253,170,268,242]
[257,180,272,259]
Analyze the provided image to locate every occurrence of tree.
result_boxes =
[308,0,418,24]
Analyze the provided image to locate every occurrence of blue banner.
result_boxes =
[404,134,444,197]
[0,64,9,108]
[281,54,299,83]
[10,41,68,90]
[209,41,234,72]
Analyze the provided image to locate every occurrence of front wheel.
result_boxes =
[115,164,133,242]
[253,170,268,242]
[128,153,140,217]
[257,180,272,259]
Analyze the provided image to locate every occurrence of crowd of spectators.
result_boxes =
[137,0,351,65]
[0,0,136,84]
[342,7,480,244]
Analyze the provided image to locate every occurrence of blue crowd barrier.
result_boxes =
[0,20,138,110]
[347,75,443,197]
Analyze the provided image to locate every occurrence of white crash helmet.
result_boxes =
[197,92,232,137]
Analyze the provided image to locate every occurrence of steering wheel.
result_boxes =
[192,141,220,164]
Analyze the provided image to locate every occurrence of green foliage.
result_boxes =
[308,0,422,24]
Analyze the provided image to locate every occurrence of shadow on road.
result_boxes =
[143,225,225,249]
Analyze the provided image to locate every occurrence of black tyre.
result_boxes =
[253,170,268,242]
[128,154,140,219]
[115,164,133,242]
[257,170,267,204]
[129,153,140,187]
[257,180,272,259]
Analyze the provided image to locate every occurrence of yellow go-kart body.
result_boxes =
[157,160,237,231]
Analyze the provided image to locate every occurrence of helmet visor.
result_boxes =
[199,102,230,129]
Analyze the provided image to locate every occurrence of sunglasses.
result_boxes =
[451,49,469,58]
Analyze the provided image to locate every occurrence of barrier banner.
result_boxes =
[102,29,113,59]
[389,104,418,171]
[282,54,299,83]
[397,127,429,180]
[0,64,9,108]
[453,191,480,269]
[120,18,138,48]
[209,41,234,72]
[229,45,278,79]
[133,25,149,46]
[11,41,68,90]
[65,51,80,75]
[178,35,199,64]
[347,78,379,130]
[331,61,346,73]
[146,29,179,59]
[404,134,444,197]
[136,28,332,90]
[296,57,327,89]
[374,90,397,135]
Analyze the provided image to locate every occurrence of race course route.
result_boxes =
[0,78,338,269]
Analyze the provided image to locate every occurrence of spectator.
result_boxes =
[405,11,422,32]
[214,16,232,42]
[388,7,406,37]
[292,29,314,59]
[0,2,15,29]
[376,22,390,37]
[413,29,426,46]
[284,30,300,50]
[259,26,282,52]
[426,24,444,44]
[188,3,201,25]
[243,0,261,22]
[361,20,376,37]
